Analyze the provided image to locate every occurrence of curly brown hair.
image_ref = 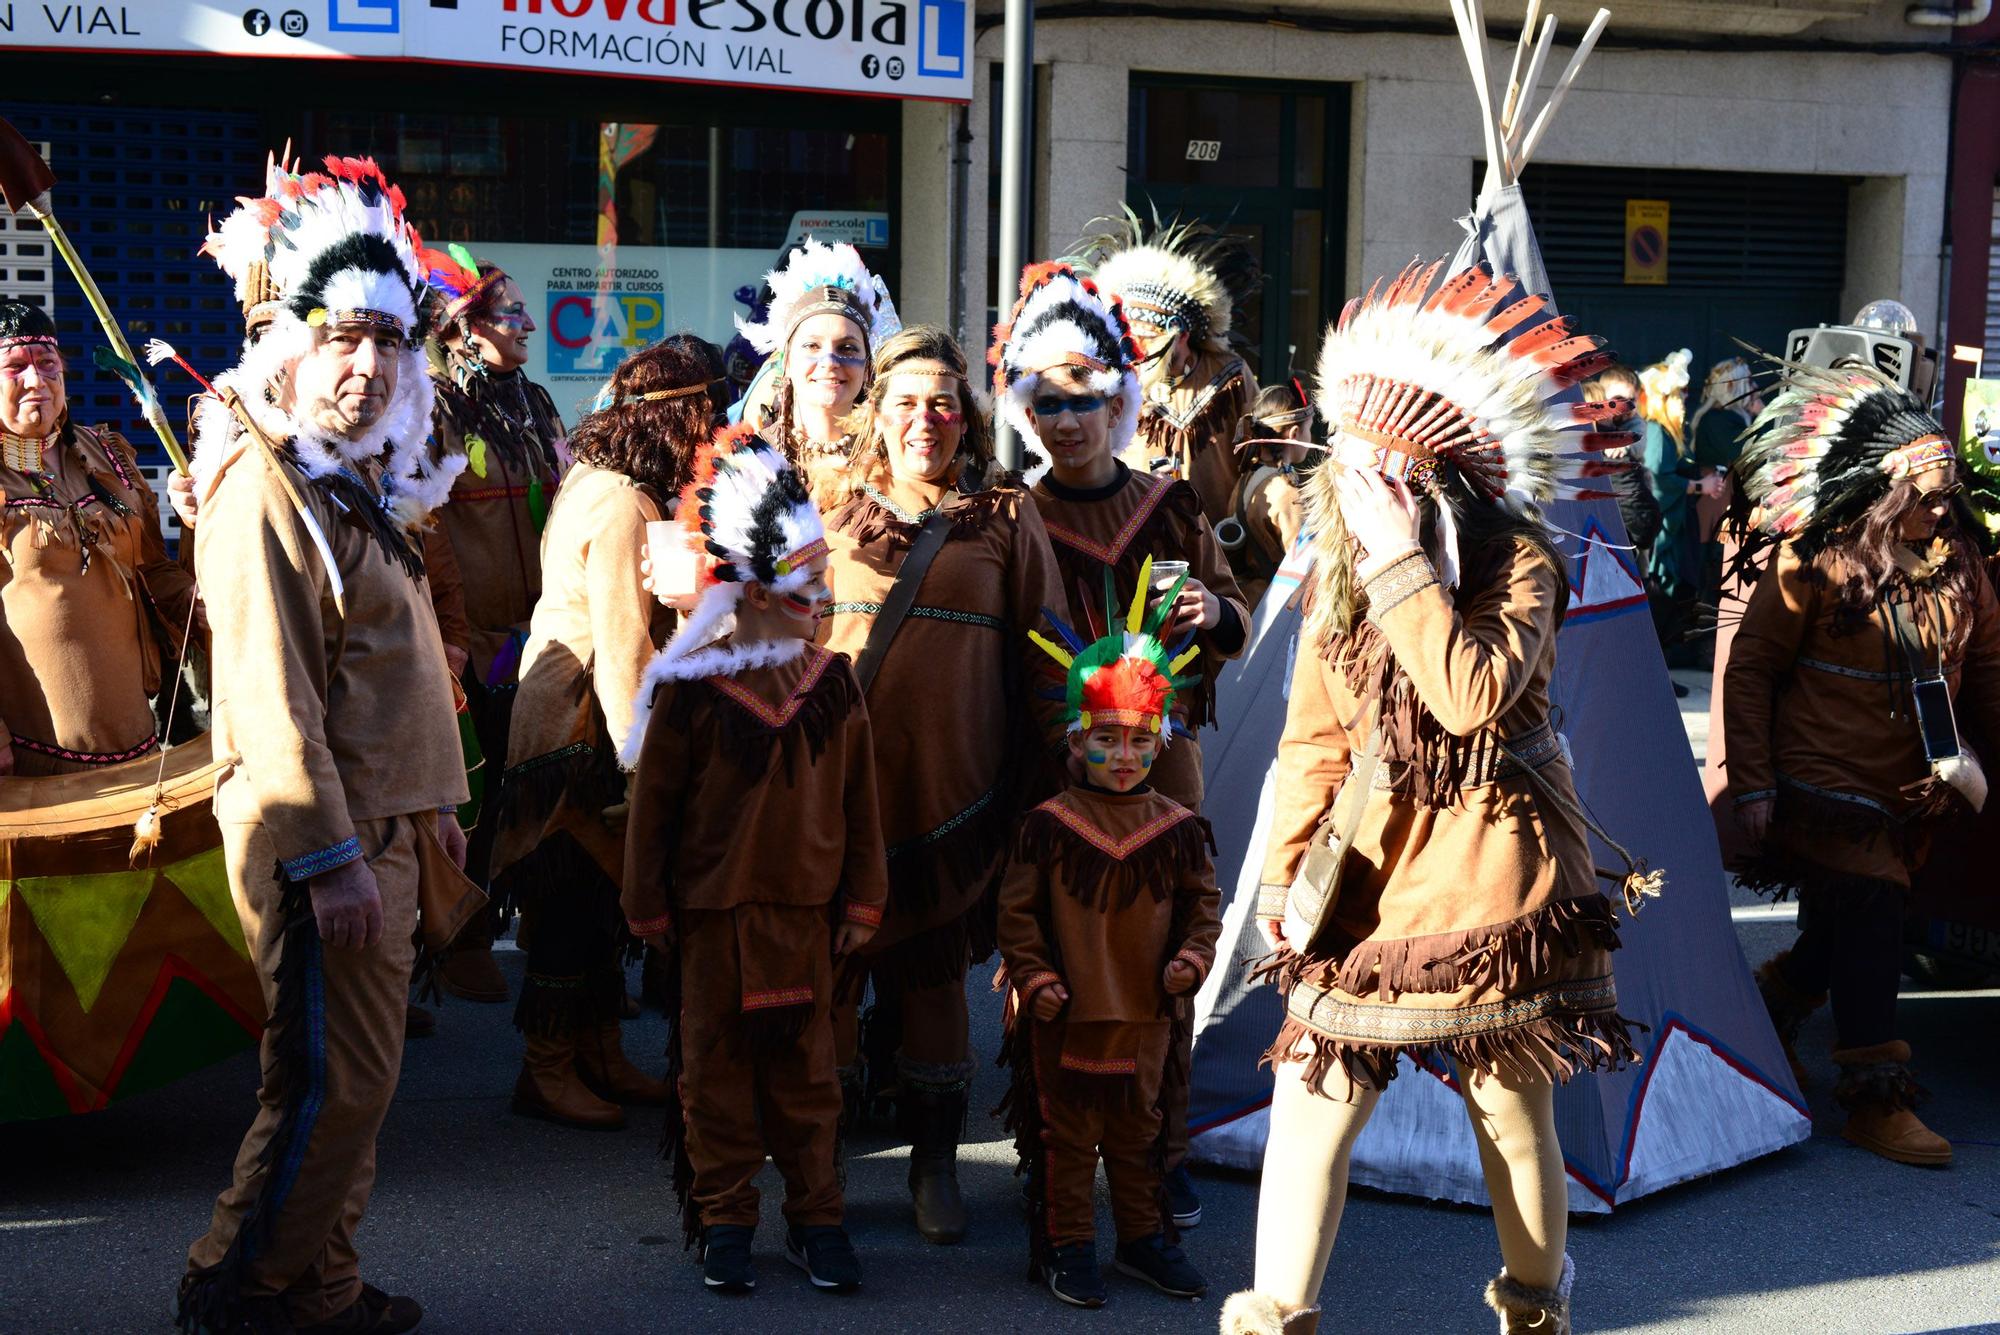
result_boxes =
[568,334,720,498]
[841,324,993,494]
[1817,474,1982,660]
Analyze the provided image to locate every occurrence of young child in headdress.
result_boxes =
[621,426,886,1297]
[997,559,1223,1309]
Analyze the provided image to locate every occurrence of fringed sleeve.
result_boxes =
[1721,542,1816,805]
[620,677,690,937]
[1259,634,1352,892]
[1190,506,1249,664]
[1170,831,1223,987]
[994,831,1062,1004]
[1363,543,1559,738]
[1008,496,1072,793]
[839,669,890,925]
[105,428,200,660]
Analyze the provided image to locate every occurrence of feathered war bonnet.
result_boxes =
[1028,556,1201,744]
[1085,208,1251,368]
[418,242,503,328]
[192,153,461,527]
[1308,259,1633,588]
[738,238,901,361]
[989,261,1144,457]
[1737,360,1972,561]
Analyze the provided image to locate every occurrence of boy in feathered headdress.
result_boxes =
[621,426,887,1297]
[997,561,1221,1310]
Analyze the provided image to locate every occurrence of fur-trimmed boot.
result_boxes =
[1219,1291,1320,1334]
[1834,1040,1952,1166]
[1485,1253,1574,1334]
[1755,951,1824,1087]
[900,1058,973,1245]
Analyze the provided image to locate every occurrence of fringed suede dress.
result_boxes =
[1259,542,1642,1091]
[0,424,197,774]
[996,784,1220,1272]
[819,477,1065,993]
[490,461,670,1036]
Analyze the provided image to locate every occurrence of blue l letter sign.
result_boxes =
[918,0,964,78]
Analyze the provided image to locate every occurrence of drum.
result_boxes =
[0,735,264,1121]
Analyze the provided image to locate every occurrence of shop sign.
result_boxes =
[782,210,890,251]
[1623,199,1669,286]
[474,241,771,414]
[0,0,975,101]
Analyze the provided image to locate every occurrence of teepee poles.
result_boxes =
[1514,8,1611,174]
[1449,3,1613,185]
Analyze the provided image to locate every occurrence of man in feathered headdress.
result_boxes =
[176,155,469,1335]
[1725,359,2000,1169]
[1083,210,1258,531]
[415,245,569,1003]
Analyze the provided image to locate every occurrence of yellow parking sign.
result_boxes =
[1625,199,1669,286]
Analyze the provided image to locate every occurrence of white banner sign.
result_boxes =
[0,0,973,101]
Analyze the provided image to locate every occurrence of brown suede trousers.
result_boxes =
[680,906,844,1229]
[1031,1016,1168,1248]
[187,815,421,1325]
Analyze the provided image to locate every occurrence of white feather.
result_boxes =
[619,636,810,769]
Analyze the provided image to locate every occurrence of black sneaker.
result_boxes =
[1165,1166,1202,1228]
[1045,1241,1107,1308]
[785,1224,862,1292]
[701,1224,756,1294]
[1114,1232,1207,1298]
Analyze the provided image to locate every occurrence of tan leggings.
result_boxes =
[1252,1058,1567,1310]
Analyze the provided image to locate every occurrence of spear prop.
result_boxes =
[0,116,189,473]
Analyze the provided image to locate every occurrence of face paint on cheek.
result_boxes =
[1084,749,1108,766]
[1139,752,1154,769]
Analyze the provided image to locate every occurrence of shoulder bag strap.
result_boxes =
[852,509,953,695]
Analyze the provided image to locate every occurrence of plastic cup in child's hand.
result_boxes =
[645,519,700,610]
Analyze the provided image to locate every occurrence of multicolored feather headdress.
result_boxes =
[191,152,460,527]
[1029,556,1201,740]
[737,238,901,359]
[1737,360,1965,557]
[418,242,503,324]
[1316,259,1631,509]
[990,261,1145,457]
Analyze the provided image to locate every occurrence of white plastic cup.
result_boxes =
[646,519,701,611]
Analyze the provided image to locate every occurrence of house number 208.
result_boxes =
[1185,140,1222,162]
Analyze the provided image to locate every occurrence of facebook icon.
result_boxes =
[328,0,398,32]
[917,0,965,79]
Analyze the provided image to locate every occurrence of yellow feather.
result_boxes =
[1169,645,1201,676]
[1027,629,1074,670]
[1127,555,1153,633]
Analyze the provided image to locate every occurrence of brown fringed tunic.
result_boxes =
[1117,349,1253,527]
[819,476,1065,986]
[1260,543,1640,1091]
[0,424,196,775]
[426,368,566,687]
[1723,539,2000,895]
[622,643,888,1244]
[1029,463,1249,813]
[996,785,1221,1260]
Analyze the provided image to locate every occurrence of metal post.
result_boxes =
[994,0,1034,469]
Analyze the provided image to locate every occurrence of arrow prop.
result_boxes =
[0,116,189,473]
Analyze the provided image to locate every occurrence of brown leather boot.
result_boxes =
[576,1021,670,1106]
[1755,951,1823,1087]
[1834,1040,1951,1166]
[901,1062,971,1245]
[513,1033,625,1130]
[1484,1254,1573,1335]
[1220,1292,1321,1334]
[436,942,509,1003]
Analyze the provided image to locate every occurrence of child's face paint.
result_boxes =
[1071,723,1160,793]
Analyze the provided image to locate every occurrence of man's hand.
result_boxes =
[438,812,468,870]
[1163,958,1200,996]
[1736,798,1775,846]
[310,857,384,950]
[834,920,878,956]
[1031,980,1070,1021]
[443,643,470,678]
[168,471,199,529]
[1260,916,1287,950]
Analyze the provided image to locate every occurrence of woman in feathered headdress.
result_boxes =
[1081,208,1259,528]
[1723,358,2000,1170]
[487,334,722,1132]
[1230,260,1654,1335]
[731,238,900,509]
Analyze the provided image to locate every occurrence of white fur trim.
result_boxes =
[619,632,808,768]
[1219,1291,1288,1335]
[738,238,900,357]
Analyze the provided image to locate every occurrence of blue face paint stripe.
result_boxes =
[1031,394,1106,417]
